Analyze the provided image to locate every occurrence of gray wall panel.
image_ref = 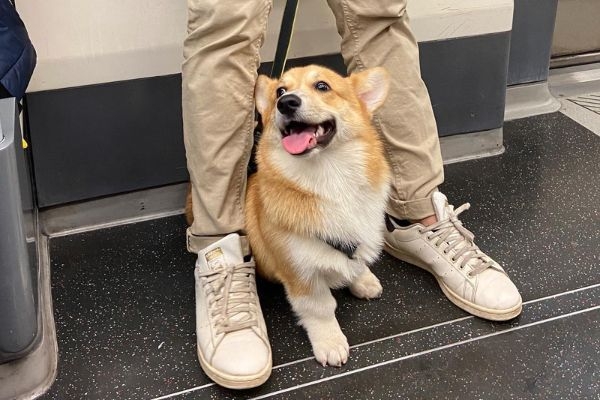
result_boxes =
[420,32,510,136]
[508,0,558,85]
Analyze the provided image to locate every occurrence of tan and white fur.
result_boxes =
[245,65,392,366]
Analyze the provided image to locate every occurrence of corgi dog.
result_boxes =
[246,65,392,366]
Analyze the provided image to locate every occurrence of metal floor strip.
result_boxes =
[568,95,600,114]
[558,91,600,137]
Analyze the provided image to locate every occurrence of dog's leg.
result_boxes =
[287,280,349,367]
[349,266,383,299]
[346,240,384,299]
[285,234,366,284]
[353,240,383,265]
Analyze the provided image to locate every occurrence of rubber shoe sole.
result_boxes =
[197,345,272,389]
[384,243,522,321]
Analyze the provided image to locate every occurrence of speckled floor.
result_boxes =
[40,112,599,400]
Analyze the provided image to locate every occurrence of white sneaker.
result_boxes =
[384,192,522,321]
[195,233,271,389]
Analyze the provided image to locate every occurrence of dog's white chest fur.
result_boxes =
[272,143,390,249]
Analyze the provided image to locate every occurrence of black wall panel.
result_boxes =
[26,75,188,207]
[26,33,511,207]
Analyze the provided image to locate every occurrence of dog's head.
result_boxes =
[255,65,389,157]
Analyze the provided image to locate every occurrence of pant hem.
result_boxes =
[387,194,436,221]
[186,228,251,256]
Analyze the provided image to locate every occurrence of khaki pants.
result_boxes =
[183,0,444,254]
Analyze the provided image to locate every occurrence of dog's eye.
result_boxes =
[276,87,286,97]
[315,81,330,92]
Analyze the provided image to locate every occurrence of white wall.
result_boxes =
[552,0,600,57]
[17,0,513,92]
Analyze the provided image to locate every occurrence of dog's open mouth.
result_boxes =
[280,120,336,155]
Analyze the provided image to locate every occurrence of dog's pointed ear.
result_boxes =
[255,75,276,116]
[351,67,390,114]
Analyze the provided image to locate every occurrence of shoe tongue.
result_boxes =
[196,233,244,272]
[432,192,449,221]
[282,132,317,154]
[431,193,480,266]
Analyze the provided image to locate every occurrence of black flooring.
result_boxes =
[40,112,600,400]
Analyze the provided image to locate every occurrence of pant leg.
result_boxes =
[326,0,444,221]
[183,0,272,254]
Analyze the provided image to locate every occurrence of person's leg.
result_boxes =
[326,0,522,320]
[183,0,272,255]
[326,0,442,222]
[183,0,272,388]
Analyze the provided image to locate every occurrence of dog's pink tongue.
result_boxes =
[282,132,317,155]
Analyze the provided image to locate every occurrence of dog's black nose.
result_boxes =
[277,94,302,115]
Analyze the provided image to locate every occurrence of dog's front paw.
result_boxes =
[311,330,350,367]
[349,268,383,299]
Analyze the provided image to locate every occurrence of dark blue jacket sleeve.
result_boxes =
[0,0,37,101]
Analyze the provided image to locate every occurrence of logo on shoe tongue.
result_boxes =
[205,247,224,268]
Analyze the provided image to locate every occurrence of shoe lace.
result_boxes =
[421,203,494,276]
[199,261,259,334]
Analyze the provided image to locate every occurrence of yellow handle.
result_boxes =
[22,138,28,149]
